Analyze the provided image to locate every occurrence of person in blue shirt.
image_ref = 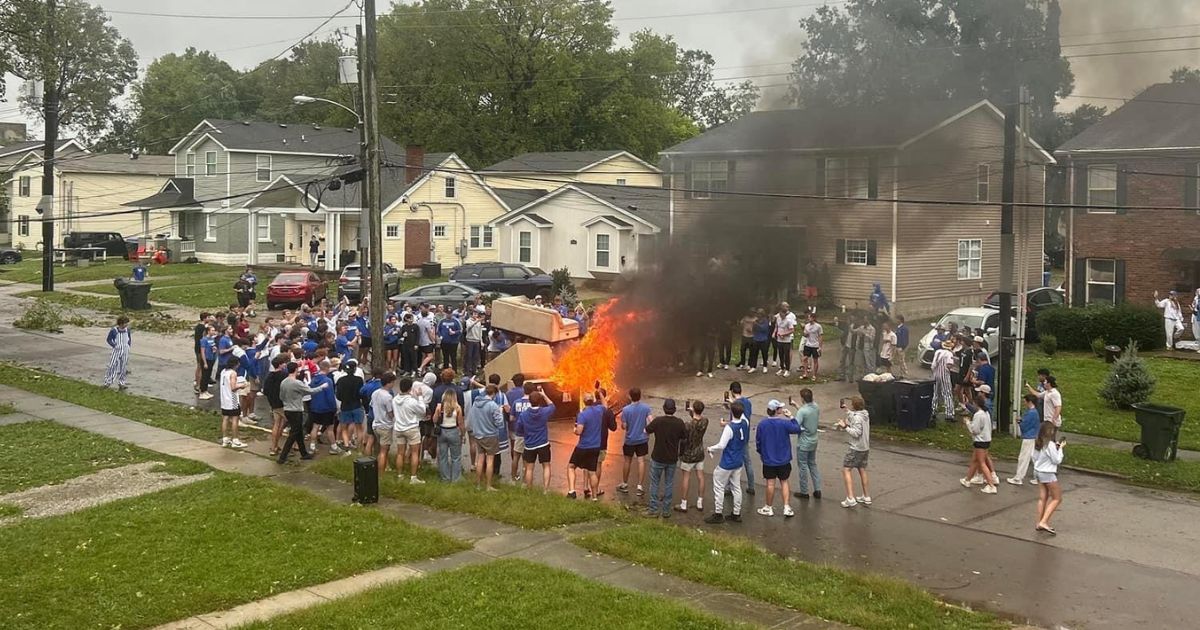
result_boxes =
[705,400,750,523]
[1008,394,1042,486]
[359,369,384,455]
[334,324,356,363]
[437,315,462,371]
[894,315,910,377]
[618,387,652,495]
[725,382,756,495]
[305,360,341,455]
[383,315,401,371]
[355,311,371,363]
[567,393,605,500]
[505,374,533,482]
[216,330,234,369]
[755,400,803,518]
[749,309,771,372]
[974,352,995,392]
[198,327,217,400]
[515,390,556,492]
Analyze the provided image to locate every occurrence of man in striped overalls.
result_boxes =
[104,316,132,391]
[930,339,955,422]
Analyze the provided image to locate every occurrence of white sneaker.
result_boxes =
[756,506,774,517]
[770,360,777,367]
[776,369,784,376]
[746,365,755,373]
[1006,477,1023,486]
[782,370,790,378]
[783,505,795,517]
[840,497,858,508]
[981,485,998,494]
[969,474,985,485]
[696,371,704,377]
[856,495,872,505]
[1030,478,1039,485]
[330,444,341,454]
[229,439,247,449]
[761,366,767,374]
[308,442,317,454]
[248,413,259,421]
[410,476,426,484]
[990,473,1000,485]
[220,437,231,447]
[707,372,714,378]
[696,498,703,511]
[721,364,729,370]
[959,478,971,488]
[198,392,214,400]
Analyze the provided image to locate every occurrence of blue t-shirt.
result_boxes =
[437,318,462,344]
[516,404,556,450]
[718,419,750,470]
[731,396,752,422]
[752,320,771,343]
[755,415,801,466]
[976,363,995,389]
[217,336,233,366]
[334,335,352,361]
[309,373,337,413]
[360,379,382,421]
[200,337,216,362]
[301,339,319,357]
[620,401,652,445]
[575,403,605,449]
[1019,407,1041,439]
[896,324,910,349]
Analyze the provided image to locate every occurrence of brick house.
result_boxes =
[1055,82,1200,309]
[659,98,1049,317]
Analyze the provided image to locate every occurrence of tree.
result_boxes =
[2,0,137,139]
[1044,102,1107,151]
[1099,343,1155,409]
[1170,66,1200,84]
[240,39,355,127]
[124,48,247,153]
[661,38,759,130]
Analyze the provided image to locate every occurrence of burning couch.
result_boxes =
[485,297,582,420]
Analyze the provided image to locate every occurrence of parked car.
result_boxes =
[338,263,401,303]
[390,281,508,310]
[62,231,133,260]
[0,247,21,264]
[916,307,1014,367]
[449,262,553,298]
[983,286,1065,342]
[266,271,328,309]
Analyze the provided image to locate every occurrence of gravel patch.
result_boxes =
[0,461,211,525]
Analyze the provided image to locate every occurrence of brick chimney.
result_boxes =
[405,145,425,185]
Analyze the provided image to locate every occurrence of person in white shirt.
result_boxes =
[1154,289,1184,350]
[391,377,430,484]
[877,321,897,374]
[1033,421,1065,534]
[370,373,397,477]
[959,391,998,494]
[800,312,822,381]
[1026,375,1062,430]
[773,302,798,377]
[219,356,247,449]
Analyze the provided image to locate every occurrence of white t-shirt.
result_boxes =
[774,312,797,343]
[802,322,822,348]
[1040,388,1063,427]
[370,388,395,432]
[879,331,897,359]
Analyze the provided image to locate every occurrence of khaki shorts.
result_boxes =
[375,427,396,447]
[678,460,704,472]
[511,436,526,453]
[271,408,286,425]
[476,436,500,455]
[394,427,422,446]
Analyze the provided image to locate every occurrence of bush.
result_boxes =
[1091,336,1107,357]
[1099,342,1156,409]
[1036,304,1163,351]
[550,267,579,306]
[12,298,89,332]
[1040,334,1058,356]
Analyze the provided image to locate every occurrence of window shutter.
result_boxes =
[1115,167,1128,214]
[1184,163,1198,213]
[815,158,826,196]
[1114,259,1126,305]
[682,160,692,200]
[835,238,845,265]
[866,240,878,266]
[867,156,879,199]
[1072,257,1087,307]
[1073,165,1088,213]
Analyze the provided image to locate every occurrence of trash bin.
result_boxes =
[113,277,152,311]
[1131,403,1185,461]
[1042,271,1051,288]
[894,379,935,431]
[1104,345,1122,363]
[857,379,897,424]
[421,261,442,278]
[339,249,356,268]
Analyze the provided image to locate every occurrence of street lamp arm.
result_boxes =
[292,95,363,125]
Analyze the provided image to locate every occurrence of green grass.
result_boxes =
[576,522,1002,630]
[242,558,735,630]
[313,457,624,529]
[0,363,226,441]
[72,271,244,310]
[0,402,15,415]
[0,421,208,494]
[13,290,194,333]
[3,473,467,630]
[0,503,21,517]
[0,258,235,284]
[1022,352,1200,450]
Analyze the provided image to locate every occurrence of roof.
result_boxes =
[56,153,174,175]
[170,119,405,157]
[493,187,550,212]
[123,177,197,209]
[323,152,454,209]
[0,138,81,159]
[1057,83,1200,153]
[482,150,656,173]
[492,182,668,232]
[662,99,992,155]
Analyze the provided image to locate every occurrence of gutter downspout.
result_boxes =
[667,155,675,244]
[414,201,466,264]
[1066,154,1074,307]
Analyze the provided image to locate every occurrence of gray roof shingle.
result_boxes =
[482,150,631,172]
[571,183,669,230]
[57,153,173,175]
[492,187,549,211]
[1056,83,1200,152]
[183,119,406,157]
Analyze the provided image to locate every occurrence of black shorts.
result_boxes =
[762,463,792,480]
[522,445,551,464]
[310,411,337,426]
[973,440,992,450]
[419,345,435,355]
[569,447,601,471]
[950,373,964,386]
[802,346,820,358]
[221,407,241,417]
[623,442,648,458]
[419,420,435,438]
[385,341,400,350]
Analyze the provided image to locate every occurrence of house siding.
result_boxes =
[8,168,170,249]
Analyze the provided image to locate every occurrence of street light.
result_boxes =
[292,94,363,125]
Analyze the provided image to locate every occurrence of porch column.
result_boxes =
[333,213,343,269]
[324,211,336,271]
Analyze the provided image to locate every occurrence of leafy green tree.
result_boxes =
[241,39,356,127]
[125,48,247,153]
[1170,66,1200,84]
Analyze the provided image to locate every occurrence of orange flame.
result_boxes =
[553,299,639,394]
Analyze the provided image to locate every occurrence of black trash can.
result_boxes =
[1131,403,1185,461]
[1104,345,1122,363]
[894,379,935,430]
[353,457,379,504]
[858,379,897,425]
[421,261,442,278]
[113,278,152,311]
[339,249,356,269]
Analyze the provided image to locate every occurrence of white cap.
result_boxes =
[976,384,992,395]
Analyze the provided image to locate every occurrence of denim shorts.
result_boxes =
[339,408,366,424]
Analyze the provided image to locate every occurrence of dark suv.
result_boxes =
[449,262,553,298]
[338,263,402,303]
[62,231,132,260]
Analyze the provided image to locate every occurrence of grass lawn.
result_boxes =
[0,362,226,442]
[0,402,15,415]
[3,473,466,630]
[0,421,207,494]
[72,270,243,309]
[0,257,235,285]
[576,522,1002,630]
[1022,352,1200,451]
[312,457,624,529]
[243,558,735,630]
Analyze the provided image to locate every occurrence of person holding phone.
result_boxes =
[1033,422,1065,534]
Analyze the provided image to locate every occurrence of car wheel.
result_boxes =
[0,252,17,264]
[267,302,277,311]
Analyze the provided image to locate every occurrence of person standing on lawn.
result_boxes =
[467,383,505,490]
[931,340,956,421]
[262,354,289,457]
[433,388,465,482]
[277,362,330,463]
[1154,289,1184,350]
[103,316,133,391]
[676,400,709,513]
[335,359,366,452]
[838,396,871,508]
[1008,394,1042,486]
[749,308,771,373]
[755,399,802,518]
[1192,289,1200,353]
[773,302,798,377]
[1026,375,1062,432]
[790,388,821,500]
[800,312,822,380]
[370,373,397,475]
[642,399,688,518]
[393,377,430,484]
[218,356,247,449]
[1034,421,1066,534]
[705,400,749,524]
[618,387,652,497]
[193,312,211,394]
[724,381,756,495]
[893,315,909,377]
[236,266,257,309]
[877,320,897,373]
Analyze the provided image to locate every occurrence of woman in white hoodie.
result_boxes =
[1034,421,1065,535]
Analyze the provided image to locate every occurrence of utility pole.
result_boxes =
[40,0,58,293]
[1011,87,1031,435]
[996,97,1018,435]
[363,0,386,372]
[355,24,369,279]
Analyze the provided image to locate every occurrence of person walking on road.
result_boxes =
[675,400,709,513]
[1007,394,1042,486]
[618,387,651,497]
[1154,289,1184,350]
[790,388,821,500]
[643,399,688,519]
[837,396,871,508]
[893,315,909,377]
[960,390,999,494]
[1034,421,1065,534]
[705,400,750,524]
[755,400,802,518]
[800,312,822,380]
[103,316,132,391]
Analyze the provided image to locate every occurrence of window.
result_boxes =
[595,233,611,268]
[18,176,30,197]
[502,266,527,279]
[844,239,868,265]
[616,178,627,186]
[1086,258,1116,304]
[433,224,447,238]
[17,215,29,236]
[977,164,990,202]
[825,157,870,198]
[477,266,502,279]
[205,214,216,241]
[518,231,532,263]
[957,239,982,280]
[1087,164,1117,212]
[385,224,400,238]
[469,225,494,249]
[185,153,196,177]
[444,176,456,198]
[256,154,272,182]
[205,151,218,176]
[691,160,728,199]
[256,215,271,242]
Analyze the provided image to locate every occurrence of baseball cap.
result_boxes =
[975,384,992,395]
[766,399,783,412]
[973,335,984,343]
[475,305,486,313]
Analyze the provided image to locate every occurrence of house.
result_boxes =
[0,138,88,246]
[489,183,667,279]
[480,150,662,190]
[658,99,1051,317]
[1054,82,1200,308]
[7,152,172,250]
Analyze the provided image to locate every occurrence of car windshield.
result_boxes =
[937,313,986,331]
[342,267,361,278]
[275,273,308,284]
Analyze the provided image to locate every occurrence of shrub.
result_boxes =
[1091,336,1107,357]
[550,267,579,305]
[13,298,88,332]
[1036,304,1163,351]
[1099,342,1156,409]
[1040,334,1058,356]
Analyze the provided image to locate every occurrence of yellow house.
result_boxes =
[479,150,662,190]
[7,153,173,249]
[1,138,87,247]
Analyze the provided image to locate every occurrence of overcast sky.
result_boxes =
[4,0,1200,136]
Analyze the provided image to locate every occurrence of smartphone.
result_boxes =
[787,395,795,406]
[839,398,847,409]
[723,391,730,402]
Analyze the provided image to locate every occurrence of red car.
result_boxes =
[266,271,327,309]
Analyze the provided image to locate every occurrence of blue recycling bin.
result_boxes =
[1042,271,1051,287]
